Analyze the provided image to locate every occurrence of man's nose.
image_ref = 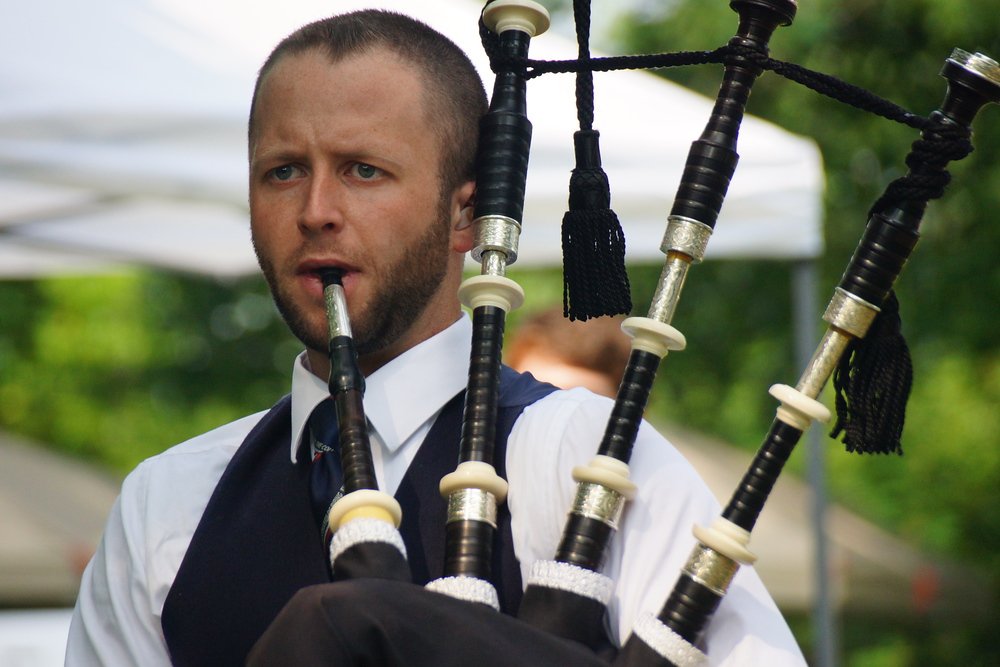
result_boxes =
[299,171,345,235]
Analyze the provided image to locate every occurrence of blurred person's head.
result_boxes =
[506,308,631,398]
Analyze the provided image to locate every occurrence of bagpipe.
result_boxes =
[314,267,411,583]
[252,0,1000,665]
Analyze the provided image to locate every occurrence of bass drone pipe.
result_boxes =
[426,0,551,610]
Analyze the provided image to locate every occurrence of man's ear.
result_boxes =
[450,181,476,253]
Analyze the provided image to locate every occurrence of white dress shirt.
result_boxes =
[66,315,806,666]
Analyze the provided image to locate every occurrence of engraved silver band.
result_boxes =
[661,216,713,263]
[446,488,498,528]
[646,256,692,324]
[822,287,879,338]
[570,482,625,529]
[481,250,507,277]
[683,544,740,597]
[472,214,521,264]
[795,328,852,399]
[323,283,352,339]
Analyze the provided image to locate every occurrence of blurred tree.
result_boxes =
[0,273,296,472]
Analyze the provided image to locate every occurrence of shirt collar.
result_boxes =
[289,314,472,462]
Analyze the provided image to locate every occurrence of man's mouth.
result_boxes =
[297,260,357,297]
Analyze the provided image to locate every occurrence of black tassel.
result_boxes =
[561,130,632,321]
[561,0,631,322]
[830,291,912,455]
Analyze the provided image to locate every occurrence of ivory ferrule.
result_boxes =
[661,216,713,263]
[822,287,879,339]
[472,214,521,265]
[571,455,637,499]
[682,543,741,597]
[328,489,403,532]
[770,383,832,429]
[458,274,525,312]
[439,460,509,502]
[621,316,687,358]
[692,517,756,565]
[446,488,498,528]
[570,482,626,529]
[482,0,551,37]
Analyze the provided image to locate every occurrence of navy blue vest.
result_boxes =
[161,366,555,667]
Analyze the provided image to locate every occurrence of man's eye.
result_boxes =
[269,165,299,181]
[352,163,380,180]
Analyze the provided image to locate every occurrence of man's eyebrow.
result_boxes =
[250,147,301,167]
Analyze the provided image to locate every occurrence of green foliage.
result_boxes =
[0,272,296,472]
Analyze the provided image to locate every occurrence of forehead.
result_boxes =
[250,46,446,171]
[251,47,444,162]
[257,46,431,122]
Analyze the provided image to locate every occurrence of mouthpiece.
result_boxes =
[319,267,345,287]
[321,269,353,350]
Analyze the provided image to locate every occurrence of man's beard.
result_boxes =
[255,199,453,358]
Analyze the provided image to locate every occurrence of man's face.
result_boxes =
[249,48,474,374]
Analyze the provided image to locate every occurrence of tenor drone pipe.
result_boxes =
[625,49,1000,665]
[517,0,797,650]
[429,0,549,607]
[555,0,797,576]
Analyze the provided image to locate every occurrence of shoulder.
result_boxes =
[126,410,269,496]
[514,385,612,428]
[115,410,271,596]
[121,408,271,511]
[511,387,692,473]
[498,365,559,407]
[507,387,608,467]
[69,408,275,661]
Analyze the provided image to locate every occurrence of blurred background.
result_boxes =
[1,1,997,665]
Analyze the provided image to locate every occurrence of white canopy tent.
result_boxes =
[0,0,824,277]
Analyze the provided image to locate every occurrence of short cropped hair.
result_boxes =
[248,10,488,192]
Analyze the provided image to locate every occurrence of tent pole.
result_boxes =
[793,259,838,667]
